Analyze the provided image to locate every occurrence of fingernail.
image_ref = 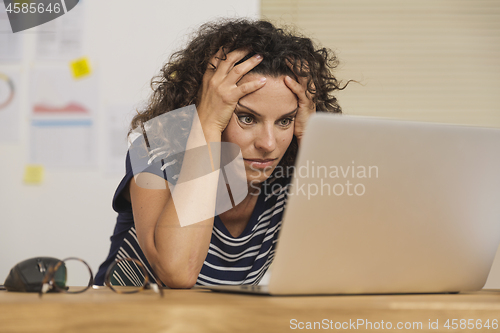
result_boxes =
[260,77,267,83]
[254,54,263,60]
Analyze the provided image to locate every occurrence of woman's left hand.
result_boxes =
[284,74,316,146]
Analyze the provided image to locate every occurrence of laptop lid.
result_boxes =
[267,114,500,295]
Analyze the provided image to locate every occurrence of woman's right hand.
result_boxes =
[196,48,266,134]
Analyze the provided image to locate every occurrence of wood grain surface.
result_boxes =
[1,288,499,332]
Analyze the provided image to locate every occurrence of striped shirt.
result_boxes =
[94,150,291,286]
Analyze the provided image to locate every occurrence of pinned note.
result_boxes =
[23,165,44,184]
[70,57,92,79]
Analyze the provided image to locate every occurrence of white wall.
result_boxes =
[0,0,259,283]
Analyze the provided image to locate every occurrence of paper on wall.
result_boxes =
[29,66,98,169]
[0,4,23,61]
[0,69,21,142]
[105,104,136,175]
[29,119,95,168]
[35,0,84,61]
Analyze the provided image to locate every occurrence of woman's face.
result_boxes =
[222,74,298,185]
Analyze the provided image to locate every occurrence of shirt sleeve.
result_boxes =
[112,136,180,213]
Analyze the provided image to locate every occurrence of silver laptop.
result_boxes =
[204,114,500,295]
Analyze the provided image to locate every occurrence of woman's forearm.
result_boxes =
[151,126,222,288]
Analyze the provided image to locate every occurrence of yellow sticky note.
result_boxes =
[23,165,44,184]
[70,57,92,79]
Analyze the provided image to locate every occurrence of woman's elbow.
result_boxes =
[153,263,199,289]
[166,278,197,289]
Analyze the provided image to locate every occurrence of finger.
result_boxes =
[285,58,311,88]
[203,47,225,85]
[207,47,225,71]
[225,53,263,83]
[284,75,306,98]
[215,47,252,76]
[235,77,267,98]
[285,58,310,73]
[285,76,316,110]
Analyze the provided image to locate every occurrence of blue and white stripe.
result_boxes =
[114,177,290,287]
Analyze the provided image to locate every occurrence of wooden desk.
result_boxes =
[0,288,499,332]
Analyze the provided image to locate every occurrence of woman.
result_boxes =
[95,19,346,288]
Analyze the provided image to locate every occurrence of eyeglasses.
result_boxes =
[39,257,163,297]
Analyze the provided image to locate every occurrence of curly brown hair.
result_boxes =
[130,18,347,169]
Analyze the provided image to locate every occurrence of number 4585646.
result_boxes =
[444,319,498,330]
[5,2,61,14]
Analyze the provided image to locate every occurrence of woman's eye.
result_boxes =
[238,115,254,125]
[279,118,294,127]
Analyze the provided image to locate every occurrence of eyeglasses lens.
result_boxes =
[53,258,92,293]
